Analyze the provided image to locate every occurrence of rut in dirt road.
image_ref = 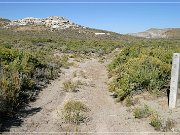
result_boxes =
[3,57,155,134]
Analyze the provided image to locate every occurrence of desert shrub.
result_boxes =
[108,41,180,101]
[0,46,61,113]
[133,105,152,119]
[149,113,162,131]
[133,105,174,131]
[0,69,22,108]
[62,100,88,124]
[124,96,138,107]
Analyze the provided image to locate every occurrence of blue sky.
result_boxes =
[0,0,180,33]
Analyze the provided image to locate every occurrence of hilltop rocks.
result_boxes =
[8,16,80,30]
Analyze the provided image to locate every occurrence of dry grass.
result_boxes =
[63,80,79,92]
[61,100,89,124]
[133,105,152,119]
[124,96,139,107]
[163,118,176,132]
[149,113,162,131]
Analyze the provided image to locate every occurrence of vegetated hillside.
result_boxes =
[128,28,180,39]
[0,24,137,55]
[108,39,180,101]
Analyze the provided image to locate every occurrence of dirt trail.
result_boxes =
[3,57,160,134]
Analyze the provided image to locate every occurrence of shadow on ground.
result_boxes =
[0,106,42,132]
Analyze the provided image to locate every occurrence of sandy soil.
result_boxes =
[2,56,180,135]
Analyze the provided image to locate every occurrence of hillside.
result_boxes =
[0,18,10,26]
[0,16,138,55]
[128,28,180,39]
[165,28,180,39]
[1,16,135,41]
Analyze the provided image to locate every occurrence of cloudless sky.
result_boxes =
[0,0,180,33]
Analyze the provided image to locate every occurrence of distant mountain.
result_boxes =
[164,28,180,39]
[128,28,170,38]
[128,28,180,39]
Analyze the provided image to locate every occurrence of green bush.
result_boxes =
[0,46,61,113]
[0,70,22,106]
[108,41,180,101]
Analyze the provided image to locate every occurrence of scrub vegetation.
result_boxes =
[108,40,180,101]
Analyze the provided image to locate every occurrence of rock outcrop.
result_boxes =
[7,16,80,29]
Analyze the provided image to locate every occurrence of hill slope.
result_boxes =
[0,16,138,55]
[128,28,180,39]
[1,16,133,40]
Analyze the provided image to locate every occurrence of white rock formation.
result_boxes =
[8,16,80,30]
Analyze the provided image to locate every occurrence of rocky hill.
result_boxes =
[128,28,180,39]
[3,16,80,30]
[128,28,171,38]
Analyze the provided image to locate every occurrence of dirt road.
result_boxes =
[2,57,163,135]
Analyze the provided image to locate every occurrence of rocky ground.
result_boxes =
[1,54,180,135]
